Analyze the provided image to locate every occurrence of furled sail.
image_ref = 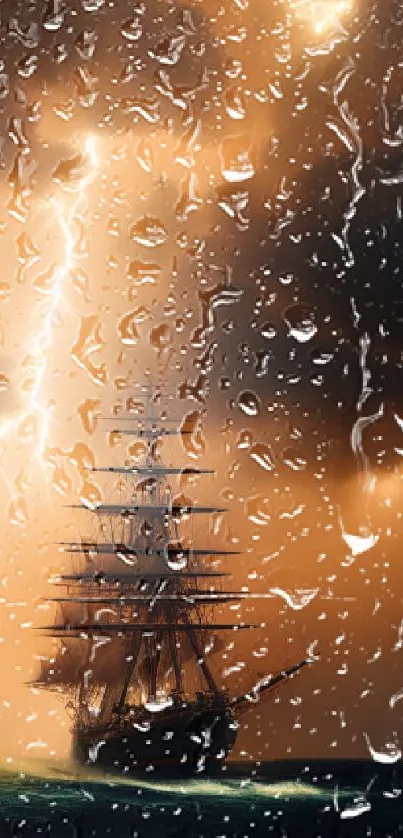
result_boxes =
[35,391,311,740]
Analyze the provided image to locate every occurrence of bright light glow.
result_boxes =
[313,1,351,33]
[292,0,352,33]
[0,135,100,462]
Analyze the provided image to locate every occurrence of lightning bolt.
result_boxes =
[0,135,100,472]
[32,200,76,457]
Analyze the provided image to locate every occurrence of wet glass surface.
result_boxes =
[0,0,402,834]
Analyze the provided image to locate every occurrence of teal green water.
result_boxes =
[0,760,401,836]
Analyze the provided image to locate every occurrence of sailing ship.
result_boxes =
[36,393,311,775]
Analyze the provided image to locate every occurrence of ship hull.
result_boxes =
[72,706,238,775]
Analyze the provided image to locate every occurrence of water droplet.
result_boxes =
[107,217,121,238]
[0,73,9,99]
[117,309,142,346]
[71,267,91,303]
[250,443,275,471]
[128,441,147,459]
[53,98,74,121]
[33,265,58,295]
[79,480,103,507]
[121,95,159,123]
[74,65,99,108]
[108,431,123,448]
[7,496,28,526]
[180,411,205,459]
[283,303,318,343]
[53,43,69,64]
[255,351,271,378]
[0,283,11,300]
[52,153,88,189]
[15,469,31,494]
[149,34,186,66]
[136,139,154,173]
[17,232,39,267]
[389,686,403,709]
[226,25,247,43]
[340,798,371,820]
[225,86,246,120]
[130,216,168,248]
[71,315,107,386]
[0,373,10,391]
[270,587,319,610]
[224,58,243,79]
[18,54,39,79]
[310,348,334,365]
[310,372,324,387]
[8,117,29,149]
[51,465,72,496]
[260,323,277,340]
[150,324,172,357]
[237,430,252,449]
[175,172,203,220]
[217,187,249,229]
[246,495,270,526]
[81,0,105,10]
[75,29,98,60]
[341,527,379,556]
[237,390,260,416]
[282,448,307,471]
[42,0,65,32]
[78,399,101,434]
[68,442,96,475]
[364,733,402,764]
[127,260,161,286]
[221,136,255,183]
[121,17,143,41]
[8,18,39,49]
[166,549,188,571]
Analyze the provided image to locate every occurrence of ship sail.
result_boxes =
[35,390,311,774]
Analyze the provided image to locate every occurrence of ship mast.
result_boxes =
[35,387,314,739]
[41,388,260,718]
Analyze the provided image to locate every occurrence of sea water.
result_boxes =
[0,760,401,837]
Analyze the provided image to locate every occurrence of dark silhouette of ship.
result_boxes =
[36,390,312,776]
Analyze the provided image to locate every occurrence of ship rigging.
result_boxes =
[35,393,312,774]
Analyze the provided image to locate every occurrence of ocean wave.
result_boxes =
[0,760,330,803]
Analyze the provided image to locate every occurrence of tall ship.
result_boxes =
[35,391,312,775]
